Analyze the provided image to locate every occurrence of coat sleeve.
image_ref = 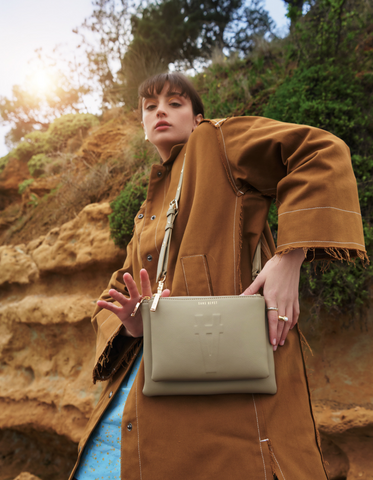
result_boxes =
[91,236,142,384]
[216,116,367,262]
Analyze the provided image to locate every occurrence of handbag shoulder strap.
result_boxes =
[151,155,261,310]
[156,155,186,283]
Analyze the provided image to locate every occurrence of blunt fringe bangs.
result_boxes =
[138,73,204,118]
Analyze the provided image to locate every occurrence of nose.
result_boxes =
[156,100,167,117]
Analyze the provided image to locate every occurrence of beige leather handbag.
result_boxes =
[140,156,276,396]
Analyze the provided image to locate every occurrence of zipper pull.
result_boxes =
[151,276,166,312]
[130,296,150,317]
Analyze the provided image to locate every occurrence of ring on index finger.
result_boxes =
[278,315,289,322]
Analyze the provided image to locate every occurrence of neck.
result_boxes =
[157,145,171,163]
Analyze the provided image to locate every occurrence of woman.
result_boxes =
[70,72,366,480]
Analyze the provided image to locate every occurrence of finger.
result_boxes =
[276,302,287,346]
[161,289,171,297]
[242,273,265,296]
[123,273,141,300]
[266,305,279,351]
[279,309,292,346]
[108,288,131,307]
[97,299,123,315]
[140,269,153,297]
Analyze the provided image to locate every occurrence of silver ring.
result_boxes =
[278,315,289,322]
[266,307,279,311]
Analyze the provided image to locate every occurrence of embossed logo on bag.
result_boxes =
[194,313,224,373]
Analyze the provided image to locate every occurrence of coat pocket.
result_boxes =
[180,254,214,296]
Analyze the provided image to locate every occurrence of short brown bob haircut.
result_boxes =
[138,72,204,118]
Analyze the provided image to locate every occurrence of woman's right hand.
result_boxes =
[96,268,170,338]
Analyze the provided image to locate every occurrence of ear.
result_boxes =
[193,114,203,130]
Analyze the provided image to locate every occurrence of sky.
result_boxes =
[0,0,289,157]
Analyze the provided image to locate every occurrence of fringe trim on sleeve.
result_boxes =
[93,332,142,384]
[275,246,369,270]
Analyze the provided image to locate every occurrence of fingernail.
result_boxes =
[271,339,276,346]
[273,345,277,352]
[280,340,285,346]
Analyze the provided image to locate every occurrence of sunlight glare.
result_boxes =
[28,69,55,94]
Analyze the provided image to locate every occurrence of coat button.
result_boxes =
[109,391,113,398]
[151,215,156,220]
[147,254,152,261]
[127,423,132,431]
[138,214,144,219]
[157,171,162,177]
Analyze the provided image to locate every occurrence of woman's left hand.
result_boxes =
[242,249,305,351]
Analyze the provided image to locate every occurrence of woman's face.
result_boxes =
[142,83,203,161]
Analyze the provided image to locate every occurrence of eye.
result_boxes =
[145,104,156,111]
[170,101,182,107]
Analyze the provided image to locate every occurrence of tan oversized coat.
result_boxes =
[69,116,366,480]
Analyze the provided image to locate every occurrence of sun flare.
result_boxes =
[28,69,54,94]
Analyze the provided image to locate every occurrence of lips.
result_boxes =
[155,121,171,130]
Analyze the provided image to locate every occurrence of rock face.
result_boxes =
[0,157,30,210]
[0,202,372,480]
[0,202,126,480]
[301,303,373,480]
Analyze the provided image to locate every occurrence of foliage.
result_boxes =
[11,113,99,163]
[0,69,90,145]
[45,113,99,151]
[109,172,149,249]
[28,193,39,208]
[0,152,12,174]
[263,0,373,313]
[13,131,49,161]
[193,39,285,119]
[232,0,276,55]
[28,154,53,177]
[76,0,276,108]
[108,131,158,248]
[18,179,34,195]
[75,0,132,108]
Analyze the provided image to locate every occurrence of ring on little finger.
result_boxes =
[266,307,279,311]
[278,315,289,322]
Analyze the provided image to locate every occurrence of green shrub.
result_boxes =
[0,152,12,174]
[10,113,99,163]
[45,113,99,151]
[262,0,373,313]
[109,172,149,249]
[13,130,50,161]
[28,153,53,177]
[18,178,34,194]
[193,47,286,119]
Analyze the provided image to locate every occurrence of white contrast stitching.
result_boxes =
[214,118,226,126]
[180,255,212,295]
[233,196,238,295]
[135,375,143,480]
[201,256,213,295]
[180,259,190,296]
[252,395,267,480]
[277,240,365,248]
[218,125,241,194]
[272,451,286,480]
[279,206,361,217]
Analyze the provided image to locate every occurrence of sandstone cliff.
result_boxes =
[0,203,125,480]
